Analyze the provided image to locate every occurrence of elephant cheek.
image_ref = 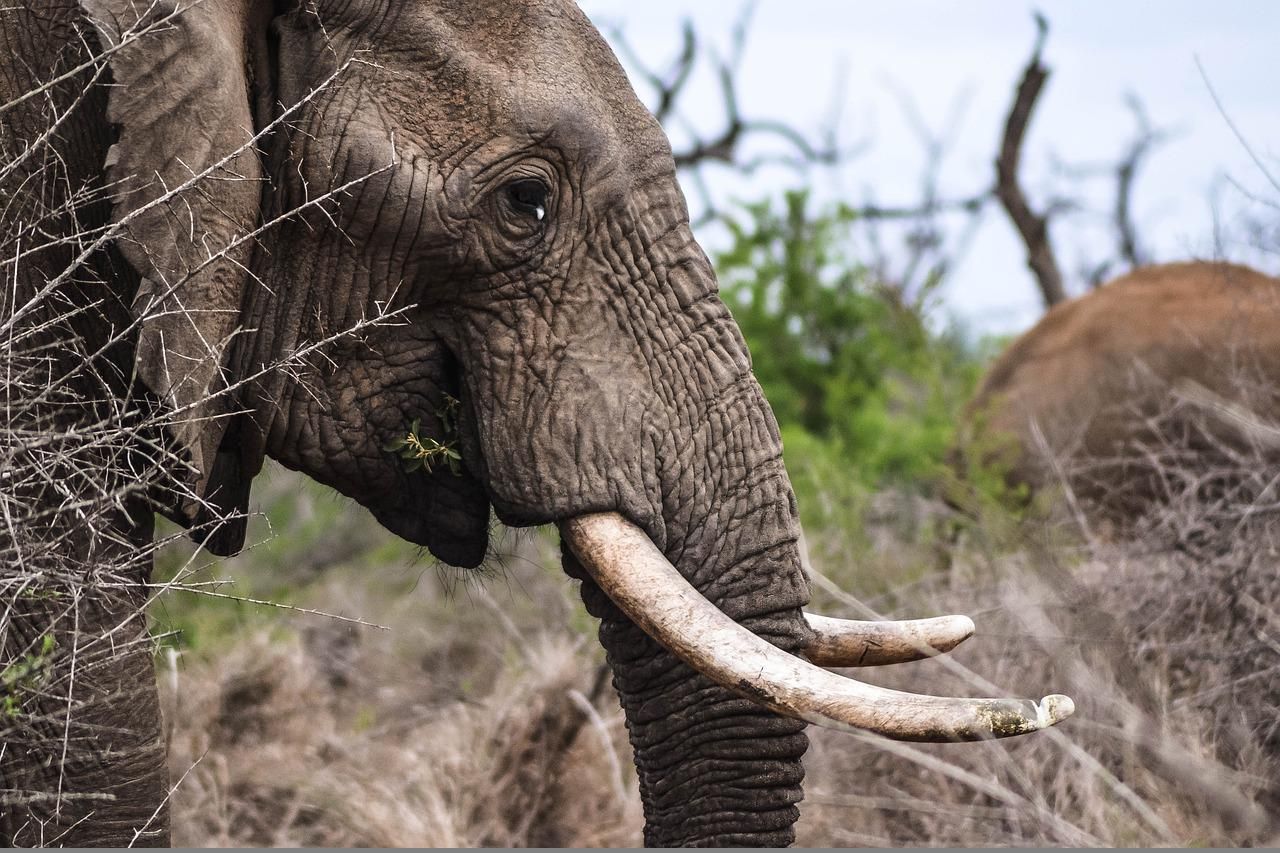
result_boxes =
[266,332,494,568]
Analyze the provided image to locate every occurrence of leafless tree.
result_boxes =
[613,9,1179,315]
[606,2,854,225]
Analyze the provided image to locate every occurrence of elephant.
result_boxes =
[954,261,1280,528]
[0,0,1074,846]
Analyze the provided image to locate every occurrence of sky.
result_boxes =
[578,1,1280,336]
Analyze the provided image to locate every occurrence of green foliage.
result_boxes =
[716,189,985,491]
[385,396,463,476]
[774,423,868,535]
[1,633,55,718]
[941,391,1036,527]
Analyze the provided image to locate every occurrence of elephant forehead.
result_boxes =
[357,0,670,169]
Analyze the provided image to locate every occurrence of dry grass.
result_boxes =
[163,631,642,847]
[799,539,1280,847]
[156,509,644,848]
[153,461,1280,848]
[790,381,1280,847]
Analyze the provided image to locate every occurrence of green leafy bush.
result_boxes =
[715,190,984,493]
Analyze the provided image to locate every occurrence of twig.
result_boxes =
[128,750,206,848]
[1195,55,1279,194]
[152,585,390,631]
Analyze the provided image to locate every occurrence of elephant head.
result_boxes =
[83,0,1072,844]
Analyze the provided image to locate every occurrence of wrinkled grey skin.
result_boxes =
[2,0,812,846]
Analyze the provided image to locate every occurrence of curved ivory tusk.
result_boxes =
[561,512,1074,742]
[802,612,975,667]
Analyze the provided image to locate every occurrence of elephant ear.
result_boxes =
[80,0,266,552]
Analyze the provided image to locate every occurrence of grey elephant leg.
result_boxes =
[1,509,169,847]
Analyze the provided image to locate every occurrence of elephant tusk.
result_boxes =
[801,612,975,667]
[560,512,1074,742]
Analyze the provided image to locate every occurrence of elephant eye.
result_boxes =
[505,179,549,221]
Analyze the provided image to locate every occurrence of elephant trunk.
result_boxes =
[446,198,1072,843]
[561,371,813,846]
[563,559,810,846]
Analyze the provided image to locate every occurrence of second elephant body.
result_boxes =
[958,261,1280,525]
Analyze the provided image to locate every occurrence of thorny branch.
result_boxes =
[0,7,410,820]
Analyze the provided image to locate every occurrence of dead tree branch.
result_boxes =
[608,3,854,224]
[1047,93,1174,288]
[1113,94,1170,270]
[855,85,992,303]
[995,13,1066,308]
[608,19,696,125]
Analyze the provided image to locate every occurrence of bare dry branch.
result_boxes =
[1111,94,1170,271]
[610,3,854,225]
[0,11,415,832]
[995,13,1066,308]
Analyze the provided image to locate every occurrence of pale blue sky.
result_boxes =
[580,1,1280,335]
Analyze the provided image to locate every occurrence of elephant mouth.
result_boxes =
[560,512,1075,742]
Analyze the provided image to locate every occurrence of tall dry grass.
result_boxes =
[156,508,645,847]
[799,540,1279,846]
[794,380,1280,847]
[155,455,1280,847]
[163,630,642,847]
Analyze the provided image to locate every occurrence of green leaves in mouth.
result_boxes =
[385,394,463,476]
